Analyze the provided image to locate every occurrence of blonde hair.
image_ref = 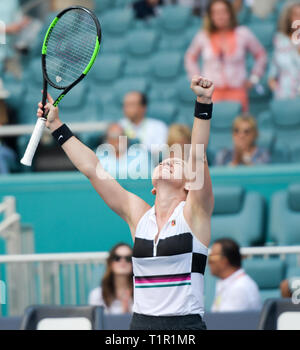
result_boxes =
[167,124,191,147]
[203,0,238,34]
[278,1,300,36]
[232,114,258,139]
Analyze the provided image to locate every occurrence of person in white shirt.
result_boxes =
[209,238,262,312]
[120,91,168,163]
[95,123,152,179]
[88,243,133,314]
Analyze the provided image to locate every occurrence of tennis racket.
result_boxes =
[20,6,101,166]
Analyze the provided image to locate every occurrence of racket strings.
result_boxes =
[45,9,98,88]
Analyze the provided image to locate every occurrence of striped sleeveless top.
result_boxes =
[132,201,208,317]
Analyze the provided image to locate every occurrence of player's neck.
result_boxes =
[154,188,185,222]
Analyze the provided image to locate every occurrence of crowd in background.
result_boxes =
[0,0,299,175]
[0,0,299,317]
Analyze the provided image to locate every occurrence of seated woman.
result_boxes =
[268,2,300,100]
[88,243,133,314]
[215,114,270,166]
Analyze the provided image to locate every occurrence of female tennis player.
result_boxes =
[36,75,215,330]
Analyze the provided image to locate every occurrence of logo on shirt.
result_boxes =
[171,220,176,226]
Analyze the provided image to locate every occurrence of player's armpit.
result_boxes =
[89,165,150,240]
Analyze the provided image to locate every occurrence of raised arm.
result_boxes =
[37,95,150,239]
[183,76,215,247]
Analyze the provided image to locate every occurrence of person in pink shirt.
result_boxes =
[185,0,267,111]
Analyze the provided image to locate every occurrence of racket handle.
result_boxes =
[20,118,46,166]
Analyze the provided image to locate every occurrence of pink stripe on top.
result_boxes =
[135,275,191,284]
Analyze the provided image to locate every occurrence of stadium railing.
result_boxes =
[0,122,108,137]
[0,246,299,317]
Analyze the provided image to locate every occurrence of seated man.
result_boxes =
[95,123,152,179]
[120,91,168,164]
[209,238,262,312]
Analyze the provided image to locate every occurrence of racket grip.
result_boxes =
[20,118,46,166]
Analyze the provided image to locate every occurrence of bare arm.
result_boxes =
[183,76,215,247]
[37,95,150,239]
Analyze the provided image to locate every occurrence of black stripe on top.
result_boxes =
[192,253,207,275]
[133,232,192,258]
[132,237,153,258]
[157,232,193,256]
[133,233,207,275]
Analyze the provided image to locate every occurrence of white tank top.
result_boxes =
[132,201,208,317]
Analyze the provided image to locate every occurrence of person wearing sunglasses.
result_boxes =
[215,114,270,166]
[88,243,133,314]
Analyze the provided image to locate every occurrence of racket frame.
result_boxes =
[20,6,101,166]
[41,6,101,108]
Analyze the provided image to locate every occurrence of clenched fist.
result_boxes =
[190,76,214,104]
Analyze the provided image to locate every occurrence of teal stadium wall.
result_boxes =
[0,164,300,254]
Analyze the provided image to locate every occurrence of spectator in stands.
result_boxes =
[0,0,31,74]
[0,83,16,174]
[167,123,191,160]
[209,238,262,312]
[215,114,270,166]
[132,0,163,20]
[185,0,267,111]
[120,91,168,162]
[88,243,133,314]
[95,123,151,179]
[268,2,300,100]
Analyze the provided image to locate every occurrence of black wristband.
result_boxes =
[52,124,74,146]
[194,100,213,120]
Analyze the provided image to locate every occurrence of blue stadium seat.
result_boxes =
[247,22,276,52]
[185,23,202,49]
[211,186,265,246]
[90,53,124,105]
[243,258,285,303]
[286,266,300,280]
[157,5,194,50]
[208,102,242,161]
[114,0,135,7]
[124,29,158,77]
[149,52,183,101]
[174,76,195,128]
[20,305,104,330]
[158,5,193,32]
[100,8,134,53]
[270,99,300,163]
[2,72,25,112]
[94,0,115,13]
[268,184,300,245]
[147,101,177,125]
